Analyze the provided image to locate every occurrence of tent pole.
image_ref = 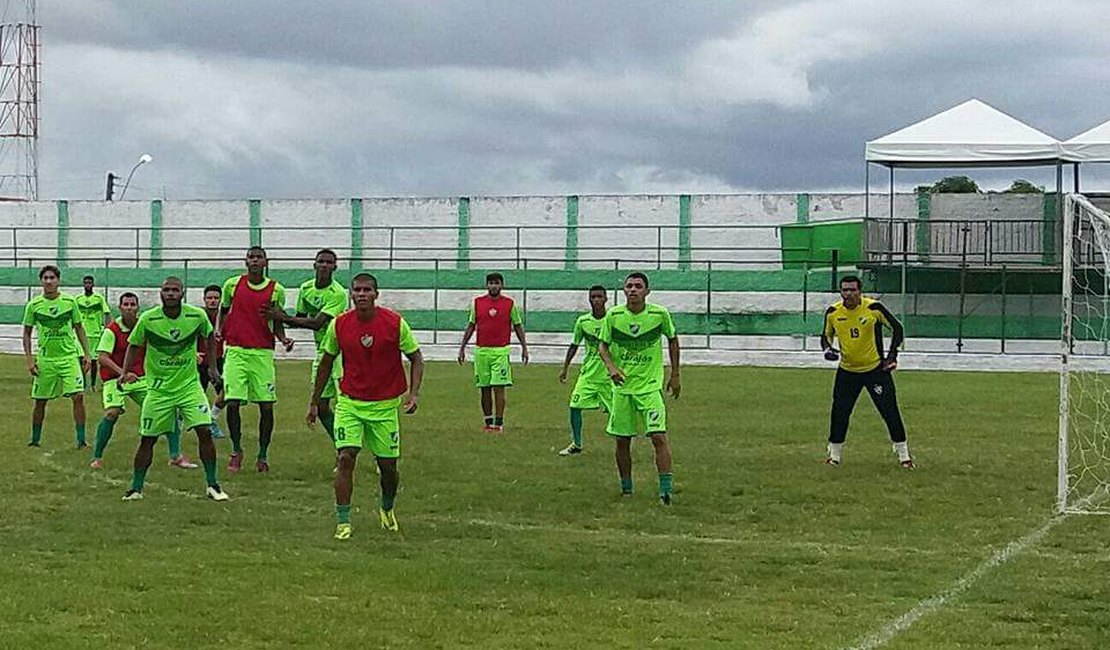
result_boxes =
[865,163,870,220]
[1073,162,1080,194]
[888,166,895,264]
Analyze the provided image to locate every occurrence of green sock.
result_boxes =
[484,415,494,426]
[202,459,218,487]
[493,416,504,426]
[167,420,182,459]
[658,472,674,497]
[620,477,633,494]
[75,423,87,446]
[381,491,396,512]
[257,441,269,461]
[130,467,148,492]
[93,418,116,458]
[320,410,336,442]
[569,408,583,447]
[335,504,351,524]
[30,423,43,444]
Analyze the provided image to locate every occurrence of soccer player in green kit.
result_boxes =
[267,248,347,441]
[557,285,610,456]
[120,276,228,501]
[22,265,93,448]
[75,275,112,390]
[598,272,681,505]
[308,274,423,540]
[89,292,197,470]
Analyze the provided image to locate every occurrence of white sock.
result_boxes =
[210,403,222,420]
[827,442,843,462]
[893,441,910,462]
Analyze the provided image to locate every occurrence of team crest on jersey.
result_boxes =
[488,308,498,317]
[629,323,640,335]
[361,334,374,348]
[872,384,883,395]
[859,317,869,325]
[49,306,57,315]
[169,328,181,340]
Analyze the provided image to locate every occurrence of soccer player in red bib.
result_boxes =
[215,246,293,473]
[456,273,529,432]
[308,273,423,540]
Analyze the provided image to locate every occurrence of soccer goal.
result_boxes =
[1059,193,1110,514]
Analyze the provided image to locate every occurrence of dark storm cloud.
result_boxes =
[37,0,1110,200]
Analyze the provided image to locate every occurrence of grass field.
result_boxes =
[1,355,1108,649]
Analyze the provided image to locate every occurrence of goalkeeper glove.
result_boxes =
[823,348,840,362]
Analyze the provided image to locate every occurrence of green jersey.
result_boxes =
[572,312,608,385]
[75,292,111,334]
[22,293,83,359]
[600,303,676,395]
[296,278,348,349]
[128,304,213,393]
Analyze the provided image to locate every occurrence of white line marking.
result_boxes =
[846,512,1069,650]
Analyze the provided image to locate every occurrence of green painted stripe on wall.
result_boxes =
[915,189,931,261]
[249,199,262,248]
[564,195,579,270]
[795,194,810,224]
[0,266,829,293]
[0,303,1068,340]
[150,200,163,268]
[678,194,692,270]
[457,197,470,270]
[56,200,68,265]
[350,198,364,271]
[1042,193,1057,265]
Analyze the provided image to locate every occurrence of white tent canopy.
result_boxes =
[1062,119,1110,162]
[865,99,1062,167]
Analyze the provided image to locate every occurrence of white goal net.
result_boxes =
[1060,193,1110,514]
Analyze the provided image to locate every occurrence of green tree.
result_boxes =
[1003,179,1044,193]
[929,176,980,193]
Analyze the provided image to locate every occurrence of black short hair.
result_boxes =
[162,276,183,288]
[247,246,267,257]
[39,264,60,279]
[588,285,607,294]
[625,272,649,288]
[203,284,222,296]
[840,275,863,289]
[82,275,94,282]
[315,248,338,261]
[351,272,378,290]
[119,292,139,304]
[486,272,504,284]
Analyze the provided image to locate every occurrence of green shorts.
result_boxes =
[140,382,212,437]
[606,390,667,437]
[474,346,512,387]
[31,356,84,400]
[312,352,341,401]
[223,346,277,403]
[103,376,147,412]
[569,377,612,411]
[333,393,401,458]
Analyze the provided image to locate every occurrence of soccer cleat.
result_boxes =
[481,424,496,433]
[169,455,199,469]
[210,421,225,439]
[122,489,143,501]
[487,425,504,434]
[660,493,673,506]
[256,459,270,473]
[75,441,90,451]
[379,507,399,532]
[334,523,352,541]
[824,457,841,466]
[89,458,104,469]
[558,444,583,456]
[621,490,633,498]
[205,484,230,501]
[27,440,41,447]
[227,452,244,473]
[900,459,916,469]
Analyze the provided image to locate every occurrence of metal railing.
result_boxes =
[864,218,1057,267]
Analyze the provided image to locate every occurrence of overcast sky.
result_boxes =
[33,0,1110,200]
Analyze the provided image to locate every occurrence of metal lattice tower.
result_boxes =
[0,0,38,201]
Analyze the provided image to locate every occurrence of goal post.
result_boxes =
[1059,192,1110,514]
